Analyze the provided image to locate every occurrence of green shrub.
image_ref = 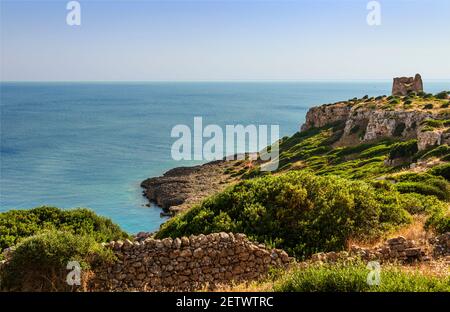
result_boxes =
[359,144,392,158]
[435,91,449,100]
[0,230,114,291]
[389,98,400,105]
[429,163,450,180]
[396,181,450,202]
[156,171,411,258]
[398,193,447,215]
[273,263,450,292]
[393,172,450,201]
[421,119,450,129]
[423,104,434,110]
[389,140,418,159]
[420,145,450,160]
[425,208,450,234]
[0,206,128,251]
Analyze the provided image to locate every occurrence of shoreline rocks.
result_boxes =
[140,159,242,215]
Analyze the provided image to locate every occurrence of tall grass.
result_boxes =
[273,263,450,292]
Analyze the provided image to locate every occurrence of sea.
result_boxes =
[1,81,449,233]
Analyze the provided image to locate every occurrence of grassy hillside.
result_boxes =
[157,92,450,258]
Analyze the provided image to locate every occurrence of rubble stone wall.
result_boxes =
[310,233,450,264]
[91,232,291,291]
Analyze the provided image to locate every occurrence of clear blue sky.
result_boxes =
[1,0,449,81]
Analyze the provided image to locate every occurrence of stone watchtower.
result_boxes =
[392,74,423,96]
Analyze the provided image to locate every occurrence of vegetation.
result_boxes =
[392,172,450,202]
[0,206,128,251]
[0,230,114,291]
[157,171,411,258]
[425,207,450,234]
[435,91,450,100]
[429,163,450,180]
[420,144,450,160]
[273,263,450,292]
[389,140,418,159]
[2,92,450,292]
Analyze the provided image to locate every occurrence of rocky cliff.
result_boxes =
[301,92,450,151]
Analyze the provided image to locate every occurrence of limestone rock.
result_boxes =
[417,128,442,151]
[301,102,351,131]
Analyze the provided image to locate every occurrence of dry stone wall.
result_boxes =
[91,232,291,291]
[310,234,450,264]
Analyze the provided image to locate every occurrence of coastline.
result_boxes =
[140,158,245,216]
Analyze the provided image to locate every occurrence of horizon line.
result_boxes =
[2,79,450,83]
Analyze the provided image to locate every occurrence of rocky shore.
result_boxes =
[141,159,246,215]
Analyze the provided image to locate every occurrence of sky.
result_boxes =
[1,0,449,81]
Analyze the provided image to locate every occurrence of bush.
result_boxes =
[435,91,449,100]
[393,172,450,201]
[421,119,450,129]
[396,182,450,202]
[420,145,450,160]
[0,230,114,291]
[398,193,447,215]
[389,98,400,105]
[429,163,450,180]
[423,104,434,110]
[0,206,128,251]
[273,263,450,292]
[425,208,450,234]
[156,171,411,258]
[389,140,418,159]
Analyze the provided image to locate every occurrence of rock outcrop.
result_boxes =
[301,102,351,131]
[301,96,449,151]
[91,232,291,291]
[141,160,237,214]
[392,74,423,96]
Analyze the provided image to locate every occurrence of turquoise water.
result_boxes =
[1,81,449,233]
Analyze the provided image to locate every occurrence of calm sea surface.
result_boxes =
[1,81,449,233]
